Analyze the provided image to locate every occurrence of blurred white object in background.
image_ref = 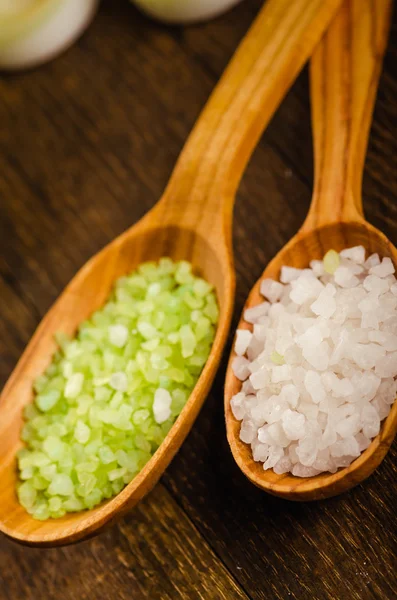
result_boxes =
[131,0,243,24]
[0,0,99,70]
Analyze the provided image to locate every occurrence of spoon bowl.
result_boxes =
[0,0,344,545]
[226,220,397,501]
[225,0,395,501]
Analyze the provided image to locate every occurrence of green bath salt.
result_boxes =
[17,258,218,519]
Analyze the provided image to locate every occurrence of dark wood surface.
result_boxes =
[0,1,396,598]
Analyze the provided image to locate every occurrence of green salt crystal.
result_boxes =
[43,436,65,461]
[36,390,60,412]
[323,249,340,274]
[271,351,285,365]
[74,420,91,444]
[18,482,37,509]
[48,474,74,496]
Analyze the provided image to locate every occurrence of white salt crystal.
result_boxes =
[153,388,172,424]
[232,356,250,380]
[310,284,337,318]
[330,437,360,458]
[253,322,269,341]
[335,413,360,438]
[355,433,371,452]
[292,464,321,478]
[282,409,306,440]
[369,330,397,351]
[290,275,324,305]
[304,370,325,404]
[364,253,380,269]
[310,260,325,277]
[260,279,284,303]
[271,365,291,383]
[302,341,330,371]
[244,302,270,324]
[240,419,256,444]
[369,257,395,278]
[274,456,293,474]
[334,266,359,288]
[252,440,269,462]
[375,352,397,378]
[296,436,318,467]
[352,343,385,370]
[230,392,245,420]
[235,329,252,356]
[363,275,390,295]
[361,403,380,438]
[263,446,284,470]
[280,383,300,408]
[249,367,270,390]
[280,266,304,283]
[340,246,366,264]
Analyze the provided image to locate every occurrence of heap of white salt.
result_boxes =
[231,247,397,477]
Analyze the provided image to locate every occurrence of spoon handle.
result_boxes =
[156,0,344,236]
[302,0,392,232]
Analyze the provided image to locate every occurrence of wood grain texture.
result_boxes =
[0,0,344,546]
[225,0,397,501]
[0,0,396,597]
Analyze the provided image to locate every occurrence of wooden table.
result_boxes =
[0,1,396,598]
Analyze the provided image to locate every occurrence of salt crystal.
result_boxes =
[232,356,250,380]
[271,365,291,383]
[363,275,390,295]
[330,437,360,458]
[230,392,246,420]
[364,253,380,269]
[334,266,359,288]
[310,284,337,318]
[282,409,306,440]
[240,419,256,443]
[292,464,321,477]
[361,403,380,438]
[250,367,270,390]
[340,246,366,264]
[369,257,395,278]
[310,260,325,277]
[335,413,360,438]
[244,302,270,324]
[352,343,385,370]
[280,267,304,283]
[153,388,172,424]
[263,446,284,470]
[274,456,293,474]
[304,370,325,404]
[375,352,397,378]
[260,279,284,303]
[252,440,269,462]
[235,329,252,356]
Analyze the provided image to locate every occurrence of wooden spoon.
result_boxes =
[225,0,395,501]
[0,0,344,546]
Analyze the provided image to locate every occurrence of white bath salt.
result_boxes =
[244,302,270,324]
[231,246,397,477]
[340,246,366,264]
[235,329,252,356]
[260,279,284,303]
